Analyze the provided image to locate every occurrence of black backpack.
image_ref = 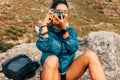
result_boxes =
[0,54,40,80]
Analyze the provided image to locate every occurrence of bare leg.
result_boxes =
[66,51,106,80]
[41,55,60,80]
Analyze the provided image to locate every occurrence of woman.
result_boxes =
[36,0,106,80]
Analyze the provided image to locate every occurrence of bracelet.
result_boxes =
[41,25,47,28]
[40,31,48,35]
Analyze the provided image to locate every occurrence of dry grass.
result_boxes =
[0,0,120,52]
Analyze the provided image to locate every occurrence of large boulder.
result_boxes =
[0,31,120,80]
[78,31,120,80]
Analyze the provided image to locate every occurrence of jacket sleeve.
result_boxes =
[63,27,79,54]
[36,34,51,53]
[36,27,52,53]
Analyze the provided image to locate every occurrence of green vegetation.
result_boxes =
[6,28,18,35]
[0,40,14,52]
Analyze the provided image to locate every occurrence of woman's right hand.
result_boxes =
[42,10,54,26]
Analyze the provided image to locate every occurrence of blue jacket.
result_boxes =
[36,24,79,74]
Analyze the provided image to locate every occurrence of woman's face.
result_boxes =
[55,4,68,22]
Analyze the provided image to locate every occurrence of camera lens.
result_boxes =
[55,10,64,19]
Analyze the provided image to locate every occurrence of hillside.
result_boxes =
[0,0,120,52]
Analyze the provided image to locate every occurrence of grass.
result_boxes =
[6,28,18,35]
[0,40,14,52]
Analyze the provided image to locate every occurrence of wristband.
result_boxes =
[60,29,67,35]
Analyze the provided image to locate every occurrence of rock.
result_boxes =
[0,31,120,80]
[0,1,10,5]
[37,20,43,26]
[0,43,42,80]
[79,31,120,80]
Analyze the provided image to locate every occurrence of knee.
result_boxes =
[43,55,59,69]
[84,51,99,61]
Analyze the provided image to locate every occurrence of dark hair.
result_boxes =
[51,0,69,9]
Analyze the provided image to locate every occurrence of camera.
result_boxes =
[51,9,65,19]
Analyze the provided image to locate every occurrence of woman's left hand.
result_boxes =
[52,13,67,30]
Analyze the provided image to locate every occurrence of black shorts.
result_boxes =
[61,74,66,80]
